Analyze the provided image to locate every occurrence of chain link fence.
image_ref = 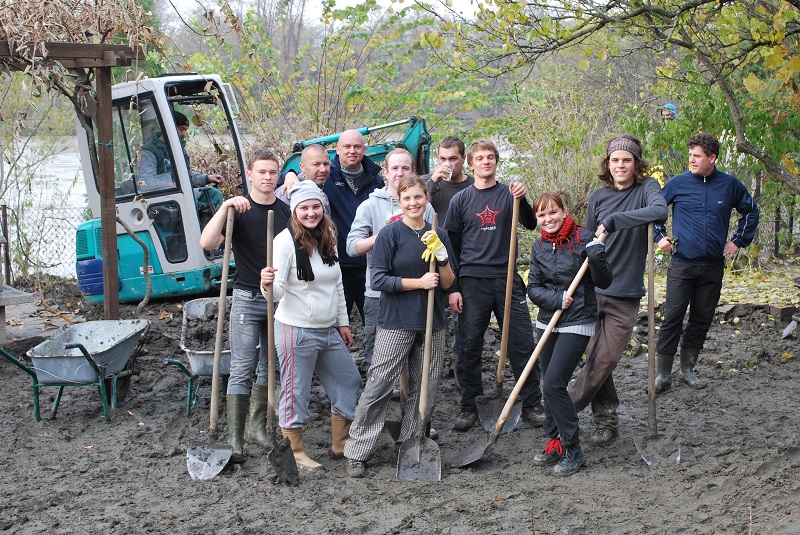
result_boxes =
[3,205,88,281]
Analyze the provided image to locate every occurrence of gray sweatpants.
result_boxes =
[274,320,361,429]
[344,328,444,462]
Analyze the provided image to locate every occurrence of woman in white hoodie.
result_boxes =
[260,181,361,470]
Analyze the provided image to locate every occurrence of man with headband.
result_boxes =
[569,134,667,446]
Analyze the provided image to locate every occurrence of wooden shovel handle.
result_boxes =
[210,206,235,433]
[265,211,277,441]
[496,196,521,387]
[418,214,438,433]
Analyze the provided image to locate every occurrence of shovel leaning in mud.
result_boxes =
[397,215,441,481]
[633,223,681,469]
[476,197,521,434]
[187,207,235,481]
[264,210,300,485]
[455,250,598,468]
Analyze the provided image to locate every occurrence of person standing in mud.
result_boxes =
[568,135,667,446]
[654,133,760,391]
[444,139,544,432]
[346,148,434,370]
[344,176,455,478]
[528,192,612,476]
[260,181,361,470]
[199,149,291,461]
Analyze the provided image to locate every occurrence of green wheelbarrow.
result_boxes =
[0,319,150,421]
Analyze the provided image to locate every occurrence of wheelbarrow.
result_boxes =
[163,297,232,417]
[0,319,150,422]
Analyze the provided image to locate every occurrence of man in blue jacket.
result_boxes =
[282,130,383,323]
[654,133,760,391]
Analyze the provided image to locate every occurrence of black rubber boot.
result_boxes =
[246,385,271,449]
[655,353,674,393]
[680,347,707,389]
[553,443,585,477]
[227,394,248,463]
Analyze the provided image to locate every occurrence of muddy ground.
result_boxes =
[1,280,799,534]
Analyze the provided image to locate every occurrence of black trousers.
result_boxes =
[456,275,542,412]
[341,265,366,326]
[656,260,724,355]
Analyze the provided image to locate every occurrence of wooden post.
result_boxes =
[96,66,120,319]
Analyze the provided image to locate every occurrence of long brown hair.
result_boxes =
[290,213,338,262]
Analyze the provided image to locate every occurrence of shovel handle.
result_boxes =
[492,233,605,435]
[646,223,657,434]
[265,211,277,446]
[496,197,520,389]
[417,214,438,438]
[210,206,235,433]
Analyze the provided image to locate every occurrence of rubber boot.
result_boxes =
[227,394,248,463]
[281,427,322,470]
[246,384,271,449]
[330,413,351,458]
[654,353,674,393]
[680,347,707,389]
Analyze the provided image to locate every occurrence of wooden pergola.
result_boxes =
[0,41,145,319]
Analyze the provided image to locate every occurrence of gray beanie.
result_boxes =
[289,181,326,214]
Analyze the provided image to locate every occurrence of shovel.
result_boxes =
[477,196,522,434]
[264,210,300,485]
[455,248,597,468]
[397,214,441,481]
[781,314,800,339]
[187,206,235,481]
[633,223,681,468]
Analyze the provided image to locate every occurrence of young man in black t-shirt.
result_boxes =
[444,139,544,432]
[200,149,291,459]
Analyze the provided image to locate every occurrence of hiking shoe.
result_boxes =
[453,411,478,432]
[554,445,586,477]
[533,438,564,466]
[588,427,618,447]
[347,459,366,478]
[521,406,546,427]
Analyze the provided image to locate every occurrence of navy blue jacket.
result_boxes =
[654,168,759,266]
[323,155,384,269]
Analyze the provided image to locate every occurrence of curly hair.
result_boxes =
[597,134,649,188]
[687,133,720,157]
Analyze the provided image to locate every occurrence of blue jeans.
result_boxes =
[227,288,269,395]
[457,275,541,412]
[274,320,361,428]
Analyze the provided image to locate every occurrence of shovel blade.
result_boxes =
[187,443,233,481]
[476,396,520,434]
[782,320,797,339]
[397,436,441,481]
[633,434,681,469]
[267,436,300,486]
[453,437,491,468]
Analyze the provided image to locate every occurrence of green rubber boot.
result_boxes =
[655,353,674,393]
[680,347,707,389]
[227,394,249,462]
[246,384,271,449]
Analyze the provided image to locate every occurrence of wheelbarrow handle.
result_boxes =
[162,358,195,379]
[0,347,37,380]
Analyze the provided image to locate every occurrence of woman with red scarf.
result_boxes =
[527,192,612,476]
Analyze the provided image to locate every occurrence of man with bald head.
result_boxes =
[281,130,383,323]
[276,144,331,214]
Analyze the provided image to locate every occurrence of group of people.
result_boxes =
[198,127,760,478]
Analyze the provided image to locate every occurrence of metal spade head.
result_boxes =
[267,436,300,486]
[397,436,441,481]
[187,443,233,481]
[476,395,520,434]
[633,434,681,469]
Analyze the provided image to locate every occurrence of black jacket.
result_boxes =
[527,227,613,328]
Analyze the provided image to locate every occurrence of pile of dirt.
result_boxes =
[1,292,799,534]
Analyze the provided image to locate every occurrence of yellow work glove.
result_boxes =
[420,229,449,264]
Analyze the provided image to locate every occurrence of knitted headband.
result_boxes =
[607,138,642,159]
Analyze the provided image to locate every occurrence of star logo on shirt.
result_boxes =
[477,205,499,226]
